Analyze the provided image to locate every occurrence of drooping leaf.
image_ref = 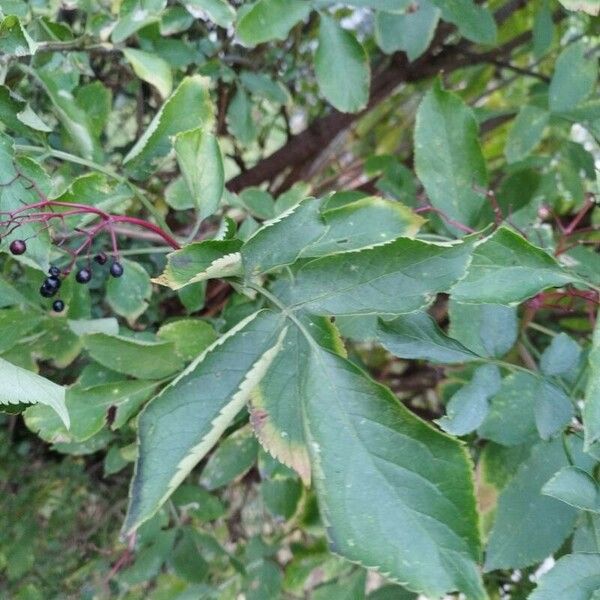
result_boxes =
[377,311,477,364]
[106,259,152,324]
[236,0,311,46]
[282,237,472,316]
[200,427,259,490]
[123,48,173,99]
[505,106,549,164]
[0,357,69,428]
[153,239,242,290]
[0,15,37,57]
[436,365,502,435]
[301,346,485,599]
[83,333,184,379]
[226,86,257,145]
[122,310,286,535]
[451,227,577,304]
[25,379,158,443]
[549,41,598,113]
[241,198,325,279]
[528,553,600,599]
[304,196,424,257]
[431,0,496,44]
[542,466,600,512]
[0,308,42,353]
[375,2,440,61]
[183,0,236,27]
[314,15,369,113]
[584,318,600,450]
[448,300,518,358]
[124,76,214,179]
[157,319,217,362]
[484,439,578,571]
[414,80,488,234]
[174,127,224,219]
[540,333,582,377]
[112,0,167,43]
[250,315,345,484]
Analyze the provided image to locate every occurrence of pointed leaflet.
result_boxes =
[123,310,286,535]
[484,439,578,571]
[153,240,242,290]
[241,198,326,279]
[529,553,600,599]
[431,0,496,45]
[377,312,477,364]
[184,0,236,27]
[584,317,600,449]
[304,196,424,257]
[315,15,369,113]
[414,80,488,235]
[122,48,172,99]
[0,357,69,429]
[174,127,224,219]
[241,196,425,279]
[542,466,600,512]
[301,346,484,599]
[250,315,345,484]
[436,365,502,436]
[505,105,549,164]
[282,237,473,316]
[451,227,577,305]
[375,1,440,61]
[236,0,311,46]
[124,76,214,179]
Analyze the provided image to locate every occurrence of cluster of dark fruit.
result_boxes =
[9,240,124,313]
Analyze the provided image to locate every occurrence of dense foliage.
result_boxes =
[2,0,600,598]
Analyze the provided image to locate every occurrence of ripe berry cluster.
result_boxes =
[9,239,124,313]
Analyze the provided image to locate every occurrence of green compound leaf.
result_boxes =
[122,310,286,535]
[302,346,485,599]
[451,227,577,305]
[282,237,472,316]
[414,80,488,235]
[431,0,496,45]
[0,357,69,428]
[0,15,37,57]
[315,15,370,113]
[236,0,311,46]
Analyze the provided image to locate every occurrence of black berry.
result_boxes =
[94,252,108,265]
[52,299,65,313]
[48,266,61,278]
[75,267,92,284]
[110,261,124,278]
[40,283,56,298]
[43,276,61,293]
[9,240,26,255]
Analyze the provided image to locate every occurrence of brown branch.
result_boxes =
[225,3,554,195]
